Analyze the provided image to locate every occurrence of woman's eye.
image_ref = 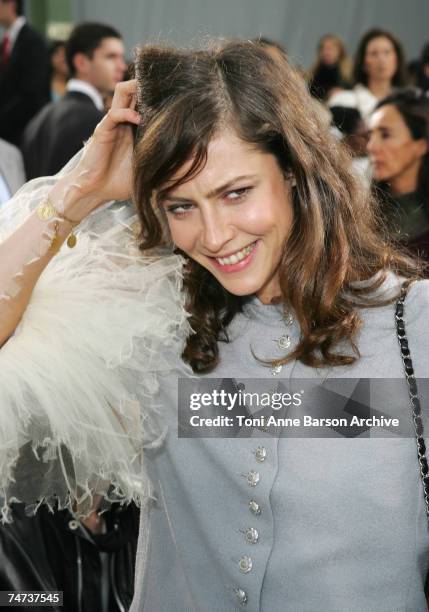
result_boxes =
[166,203,194,216]
[225,187,251,201]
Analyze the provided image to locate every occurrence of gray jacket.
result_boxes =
[132,277,429,612]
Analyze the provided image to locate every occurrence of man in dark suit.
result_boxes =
[22,23,126,179]
[0,0,50,146]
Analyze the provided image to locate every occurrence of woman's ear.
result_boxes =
[284,170,297,187]
[416,138,429,158]
[285,172,297,187]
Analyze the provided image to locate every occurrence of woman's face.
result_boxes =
[367,104,427,192]
[51,45,69,78]
[364,36,397,83]
[319,38,341,65]
[158,130,294,304]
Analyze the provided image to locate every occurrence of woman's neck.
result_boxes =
[389,163,420,196]
[367,78,392,100]
[52,75,67,97]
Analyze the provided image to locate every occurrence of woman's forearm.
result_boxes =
[0,80,139,348]
[0,175,93,347]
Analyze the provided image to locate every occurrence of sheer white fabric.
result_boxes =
[0,153,192,521]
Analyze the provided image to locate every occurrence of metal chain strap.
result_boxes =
[395,280,429,519]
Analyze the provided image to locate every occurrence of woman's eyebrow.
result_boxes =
[160,174,258,203]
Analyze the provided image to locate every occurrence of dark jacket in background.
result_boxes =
[22,91,104,179]
[0,23,50,146]
[0,502,139,612]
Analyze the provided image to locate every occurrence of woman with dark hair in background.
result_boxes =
[49,40,69,102]
[329,28,408,122]
[0,41,428,611]
[308,34,352,102]
[368,87,429,263]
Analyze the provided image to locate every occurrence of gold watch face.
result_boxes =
[37,200,56,221]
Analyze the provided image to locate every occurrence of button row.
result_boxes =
[234,447,267,605]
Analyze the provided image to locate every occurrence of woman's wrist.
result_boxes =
[49,169,105,224]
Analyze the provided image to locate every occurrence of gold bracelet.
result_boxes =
[36,197,79,251]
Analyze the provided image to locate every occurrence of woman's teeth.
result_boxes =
[216,242,256,266]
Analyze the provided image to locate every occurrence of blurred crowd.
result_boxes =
[1,1,429,608]
[0,0,127,190]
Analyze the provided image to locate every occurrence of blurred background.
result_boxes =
[20,0,429,66]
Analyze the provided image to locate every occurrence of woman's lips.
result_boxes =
[211,240,260,273]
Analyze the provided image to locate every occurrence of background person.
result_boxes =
[308,34,352,102]
[21,22,126,179]
[416,41,429,92]
[0,502,139,612]
[0,0,50,146]
[0,137,25,205]
[368,87,429,263]
[49,40,69,102]
[329,28,408,122]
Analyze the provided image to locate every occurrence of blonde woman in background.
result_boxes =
[308,34,352,102]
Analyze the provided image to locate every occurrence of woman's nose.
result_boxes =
[199,210,235,254]
[367,134,379,155]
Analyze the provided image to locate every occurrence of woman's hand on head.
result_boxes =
[51,80,141,220]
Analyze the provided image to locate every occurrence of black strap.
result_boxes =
[395,280,429,520]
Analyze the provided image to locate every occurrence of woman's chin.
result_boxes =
[214,277,263,297]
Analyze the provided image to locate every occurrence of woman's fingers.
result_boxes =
[107,107,141,127]
[110,79,138,110]
[94,107,140,139]
[92,80,140,137]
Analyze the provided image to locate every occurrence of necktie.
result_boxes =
[0,34,10,71]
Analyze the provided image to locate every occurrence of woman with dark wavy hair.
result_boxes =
[368,87,429,262]
[329,28,408,122]
[0,41,428,611]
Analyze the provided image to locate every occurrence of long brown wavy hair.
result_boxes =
[133,40,420,374]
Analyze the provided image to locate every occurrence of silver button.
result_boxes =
[234,588,248,605]
[68,520,79,530]
[238,555,253,573]
[244,527,259,544]
[244,470,260,487]
[277,334,291,350]
[249,500,261,516]
[254,446,267,463]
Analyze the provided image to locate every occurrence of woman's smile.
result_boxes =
[210,239,259,272]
